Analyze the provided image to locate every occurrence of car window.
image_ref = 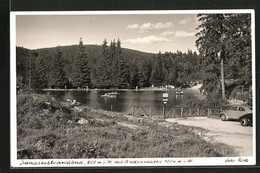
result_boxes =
[231,107,238,111]
[224,106,231,110]
[239,107,245,111]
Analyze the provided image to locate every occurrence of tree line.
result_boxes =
[17,39,202,90]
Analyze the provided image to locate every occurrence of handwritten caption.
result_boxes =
[19,159,193,166]
[225,158,248,163]
[17,157,251,166]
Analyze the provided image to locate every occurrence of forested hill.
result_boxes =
[35,44,155,62]
[16,41,202,90]
[17,44,155,71]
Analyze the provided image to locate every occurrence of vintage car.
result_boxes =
[219,105,252,125]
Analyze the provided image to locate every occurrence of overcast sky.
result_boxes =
[16,14,200,53]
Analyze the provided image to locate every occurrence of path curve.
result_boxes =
[166,117,253,157]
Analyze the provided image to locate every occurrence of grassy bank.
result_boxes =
[17,93,236,159]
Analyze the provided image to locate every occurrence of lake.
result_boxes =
[39,89,199,115]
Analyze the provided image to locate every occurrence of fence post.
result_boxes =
[181,107,183,117]
[207,108,210,116]
[163,105,166,119]
[173,108,175,118]
[197,108,200,116]
[150,107,152,117]
[132,106,134,116]
[189,108,191,117]
[111,105,113,111]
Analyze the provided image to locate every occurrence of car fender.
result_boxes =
[238,113,252,122]
[219,112,229,120]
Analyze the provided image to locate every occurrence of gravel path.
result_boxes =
[166,117,253,156]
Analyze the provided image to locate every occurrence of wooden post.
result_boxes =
[135,107,142,115]
[132,107,134,116]
[181,107,183,117]
[173,108,175,118]
[111,105,113,111]
[207,108,210,116]
[189,108,191,117]
[150,107,152,117]
[197,108,200,116]
[163,105,165,119]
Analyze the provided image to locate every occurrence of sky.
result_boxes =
[16,13,200,53]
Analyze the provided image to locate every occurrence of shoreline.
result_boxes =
[41,88,169,92]
[40,87,202,92]
[38,84,204,92]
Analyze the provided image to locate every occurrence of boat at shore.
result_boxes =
[176,91,184,95]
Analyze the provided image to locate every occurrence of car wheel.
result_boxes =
[240,118,249,126]
[220,114,226,121]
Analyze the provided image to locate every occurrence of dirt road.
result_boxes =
[166,117,253,156]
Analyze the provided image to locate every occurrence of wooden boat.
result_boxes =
[101,93,117,98]
[66,99,81,105]
[109,91,120,95]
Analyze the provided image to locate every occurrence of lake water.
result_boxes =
[39,89,198,114]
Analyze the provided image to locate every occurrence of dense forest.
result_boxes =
[16,13,252,103]
[16,40,203,89]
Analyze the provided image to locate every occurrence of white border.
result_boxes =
[10,10,256,167]
[251,10,256,164]
[10,13,17,167]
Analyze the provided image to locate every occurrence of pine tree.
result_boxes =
[115,39,129,88]
[129,64,139,88]
[71,38,91,88]
[150,52,163,86]
[94,59,106,88]
[102,39,113,88]
[29,53,37,89]
[49,47,67,88]
[196,14,230,100]
[196,14,252,99]
[34,54,48,88]
[138,59,151,87]
[26,51,47,89]
[225,14,251,89]
[78,38,91,88]
[138,69,146,87]
[110,40,117,87]
[25,50,34,89]
[71,57,82,88]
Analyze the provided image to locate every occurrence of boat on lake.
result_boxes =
[101,92,119,98]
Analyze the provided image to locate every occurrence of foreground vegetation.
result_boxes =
[17,93,236,159]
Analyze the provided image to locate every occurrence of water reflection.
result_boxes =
[40,90,196,112]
